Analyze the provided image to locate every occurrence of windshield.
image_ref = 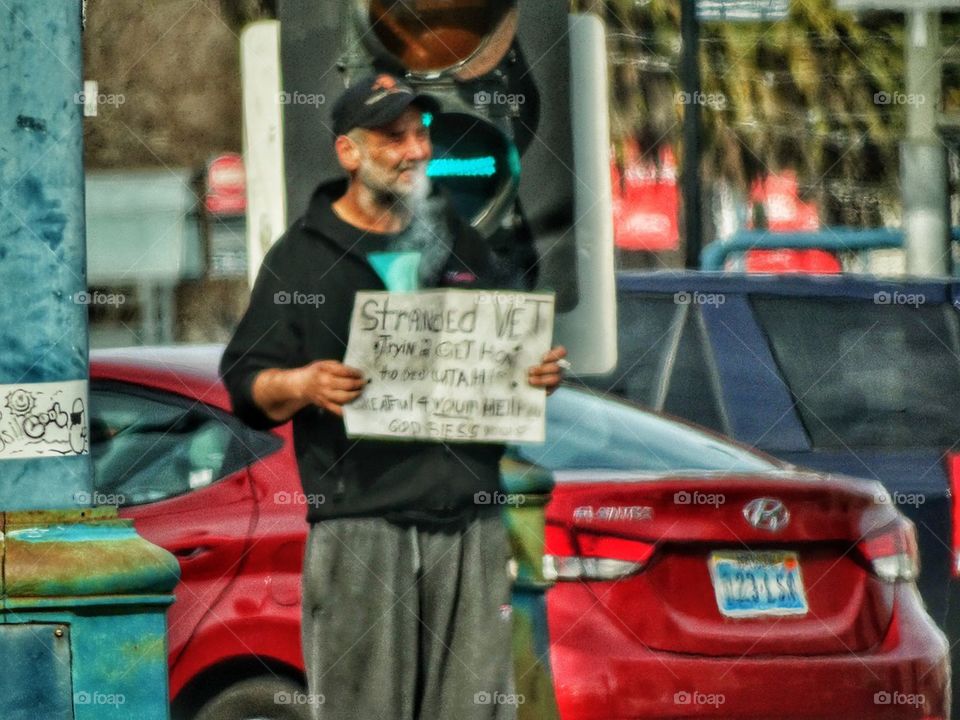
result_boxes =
[513,387,779,474]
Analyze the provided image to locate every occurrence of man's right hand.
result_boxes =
[252,361,366,422]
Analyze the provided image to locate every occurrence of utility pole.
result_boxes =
[902,10,950,276]
[836,0,958,277]
[680,0,704,268]
[0,4,177,719]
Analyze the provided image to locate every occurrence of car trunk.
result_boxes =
[546,472,905,657]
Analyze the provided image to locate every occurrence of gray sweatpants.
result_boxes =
[301,508,517,720]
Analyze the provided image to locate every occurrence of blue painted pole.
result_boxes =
[1,9,178,720]
[0,1,92,508]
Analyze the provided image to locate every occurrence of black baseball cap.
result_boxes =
[331,73,440,136]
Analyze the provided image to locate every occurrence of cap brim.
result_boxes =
[356,92,441,131]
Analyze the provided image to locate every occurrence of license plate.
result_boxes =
[708,551,808,618]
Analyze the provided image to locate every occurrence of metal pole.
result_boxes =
[680,0,703,268]
[902,9,950,277]
[0,0,92,507]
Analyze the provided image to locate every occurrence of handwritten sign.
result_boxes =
[343,289,554,443]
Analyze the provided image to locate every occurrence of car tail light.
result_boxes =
[948,452,960,576]
[857,519,919,583]
[544,527,655,581]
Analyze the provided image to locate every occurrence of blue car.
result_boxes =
[582,271,960,661]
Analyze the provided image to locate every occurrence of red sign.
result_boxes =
[612,144,679,252]
[205,153,246,215]
[748,171,819,233]
[744,171,840,274]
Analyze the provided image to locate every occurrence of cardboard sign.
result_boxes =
[343,289,555,443]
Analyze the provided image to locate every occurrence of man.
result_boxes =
[221,73,566,720]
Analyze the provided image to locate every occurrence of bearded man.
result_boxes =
[221,72,565,720]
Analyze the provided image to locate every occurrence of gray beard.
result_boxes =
[387,191,454,287]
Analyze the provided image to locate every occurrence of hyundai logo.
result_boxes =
[743,498,790,532]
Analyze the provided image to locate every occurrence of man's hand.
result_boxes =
[296,360,366,416]
[252,360,366,422]
[527,345,567,396]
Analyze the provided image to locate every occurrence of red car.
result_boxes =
[90,345,950,720]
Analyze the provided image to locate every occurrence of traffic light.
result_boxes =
[276,0,616,373]
[279,0,565,280]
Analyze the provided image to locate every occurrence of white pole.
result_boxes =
[554,14,618,375]
[902,10,950,277]
[241,20,288,288]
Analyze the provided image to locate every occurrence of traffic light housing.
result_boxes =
[280,0,572,292]
[276,0,616,372]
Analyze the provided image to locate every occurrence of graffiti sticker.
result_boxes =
[0,380,89,458]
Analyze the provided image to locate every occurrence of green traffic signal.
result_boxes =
[425,110,521,237]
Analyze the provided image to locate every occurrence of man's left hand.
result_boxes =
[528,346,567,396]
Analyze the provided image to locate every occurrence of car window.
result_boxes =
[662,307,727,434]
[513,387,778,473]
[90,384,280,506]
[752,297,960,448]
[580,293,679,404]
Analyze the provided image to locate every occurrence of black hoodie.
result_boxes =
[221,179,512,523]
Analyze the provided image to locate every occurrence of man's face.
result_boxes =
[351,107,432,201]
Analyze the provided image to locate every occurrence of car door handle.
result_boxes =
[172,546,209,560]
